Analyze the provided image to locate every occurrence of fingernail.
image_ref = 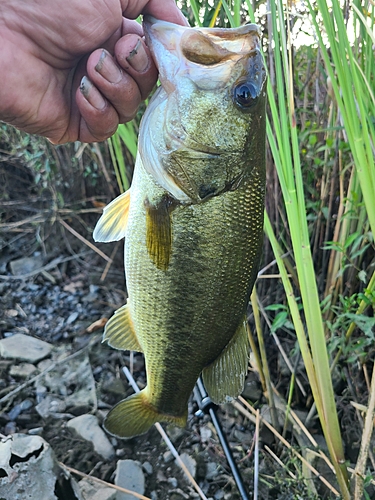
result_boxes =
[126,38,149,72]
[80,76,106,110]
[95,49,122,84]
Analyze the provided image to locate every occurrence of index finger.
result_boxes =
[122,0,189,26]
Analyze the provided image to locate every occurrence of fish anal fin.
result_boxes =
[104,388,188,438]
[145,195,175,271]
[202,320,249,404]
[103,303,142,352]
[93,190,130,243]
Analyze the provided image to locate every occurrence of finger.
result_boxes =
[114,34,158,100]
[121,0,189,26]
[76,76,119,142]
[101,19,144,54]
[86,47,141,123]
[86,38,157,120]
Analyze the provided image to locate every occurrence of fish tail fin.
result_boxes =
[104,388,187,438]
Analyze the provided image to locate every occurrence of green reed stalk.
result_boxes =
[307,0,375,237]
[251,0,350,495]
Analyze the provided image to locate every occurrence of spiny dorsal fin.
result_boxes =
[93,190,130,243]
[103,303,142,352]
[145,195,175,271]
[202,319,249,404]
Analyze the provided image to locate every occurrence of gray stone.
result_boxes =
[163,450,174,463]
[79,478,116,500]
[9,362,37,378]
[206,462,220,480]
[142,461,153,475]
[0,434,79,499]
[0,333,53,363]
[67,312,79,324]
[178,453,197,479]
[115,459,145,500]
[67,414,115,460]
[168,477,178,488]
[9,254,43,275]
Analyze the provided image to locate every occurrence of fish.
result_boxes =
[93,16,267,438]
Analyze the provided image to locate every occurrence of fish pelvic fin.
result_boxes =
[104,388,188,438]
[145,195,175,271]
[202,319,249,404]
[103,303,143,352]
[93,189,130,242]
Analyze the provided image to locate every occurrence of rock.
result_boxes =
[168,477,178,488]
[36,394,67,418]
[206,462,220,480]
[142,461,153,475]
[178,453,197,479]
[233,429,253,446]
[67,414,115,460]
[163,450,174,463]
[79,478,116,500]
[200,425,212,443]
[9,254,43,275]
[28,427,44,436]
[67,311,79,324]
[36,352,97,417]
[0,434,79,499]
[0,333,52,363]
[8,399,33,421]
[241,372,262,401]
[115,459,145,500]
[9,362,37,378]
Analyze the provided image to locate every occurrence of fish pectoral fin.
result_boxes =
[104,388,188,438]
[93,190,130,242]
[145,196,174,271]
[202,319,249,404]
[103,303,143,352]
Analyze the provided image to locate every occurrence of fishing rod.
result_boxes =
[193,377,250,500]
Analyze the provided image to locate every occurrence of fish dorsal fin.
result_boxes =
[202,319,249,404]
[145,196,174,271]
[93,190,130,243]
[103,303,143,352]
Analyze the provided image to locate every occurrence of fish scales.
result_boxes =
[94,16,267,438]
[127,159,265,416]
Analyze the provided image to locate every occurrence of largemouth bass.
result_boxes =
[94,16,267,438]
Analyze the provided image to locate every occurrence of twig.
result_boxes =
[0,252,90,281]
[234,397,340,497]
[59,463,151,500]
[264,445,296,480]
[122,365,208,500]
[100,241,121,281]
[253,409,260,500]
[0,336,101,406]
[93,142,116,198]
[58,218,112,263]
[353,359,375,499]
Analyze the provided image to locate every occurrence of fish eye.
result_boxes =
[233,81,258,109]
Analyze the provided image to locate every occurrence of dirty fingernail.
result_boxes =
[80,76,106,110]
[95,49,122,84]
[126,39,149,72]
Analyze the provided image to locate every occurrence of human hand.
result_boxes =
[0,0,187,144]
